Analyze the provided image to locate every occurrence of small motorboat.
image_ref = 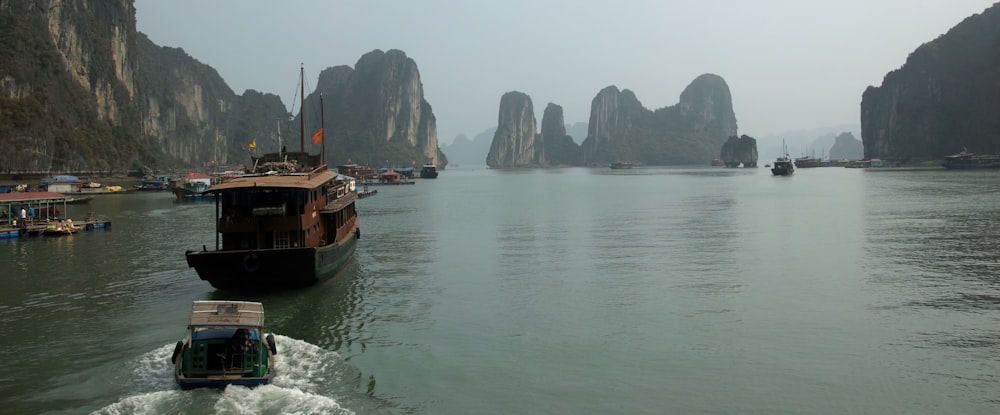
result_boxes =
[171,301,277,389]
[43,219,78,236]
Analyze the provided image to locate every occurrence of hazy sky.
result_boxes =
[135,0,995,144]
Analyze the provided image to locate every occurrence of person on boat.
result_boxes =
[230,328,253,353]
[20,208,27,222]
[28,207,34,223]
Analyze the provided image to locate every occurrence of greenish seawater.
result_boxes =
[0,165,997,414]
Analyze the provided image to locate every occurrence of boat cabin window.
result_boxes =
[274,231,291,249]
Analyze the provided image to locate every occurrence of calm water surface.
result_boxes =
[0,166,997,414]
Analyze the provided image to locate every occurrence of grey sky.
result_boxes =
[135,0,995,144]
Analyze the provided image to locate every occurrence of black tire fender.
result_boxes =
[171,340,184,364]
[266,334,278,355]
[243,254,260,273]
[355,228,361,239]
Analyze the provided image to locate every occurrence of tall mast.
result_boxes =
[276,118,282,157]
[320,92,325,164]
[299,63,305,153]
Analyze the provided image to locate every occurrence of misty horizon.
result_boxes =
[135,1,994,146]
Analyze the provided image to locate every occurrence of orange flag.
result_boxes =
[312,128,324,145]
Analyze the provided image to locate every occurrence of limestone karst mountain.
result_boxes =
[486,91,543,168]
[485,74,739,167]
[0,1,443,173]
[861,3,1000,161]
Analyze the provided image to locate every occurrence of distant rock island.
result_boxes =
[828,132,863,161]
[861,2,1000,161]
[487,74,739,167]
[719,135,758,167]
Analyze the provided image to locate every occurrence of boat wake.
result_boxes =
[91,335,356,415]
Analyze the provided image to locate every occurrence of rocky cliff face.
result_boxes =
[580,86,646,164]
[719,135,758,167]
[678,74,738,141]
[861,3,1000,161]
[579,74,737,165]
[540,103,579,166]
[308,49,443,168]
[487,91,543,168]
[0,0,144,172]
[0,3,442,173]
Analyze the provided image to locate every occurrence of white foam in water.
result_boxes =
[91,390,193,415]
[269,336,352,393]
[216,384,352,414]
[127,343,179,391]
[92,335,355,414]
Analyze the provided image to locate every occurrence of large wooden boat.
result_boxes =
[185,65,360,290]
[942,152,1000,169]
[184,159,359,290]
[172,301,277,389]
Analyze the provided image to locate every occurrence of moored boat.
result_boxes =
[420,164,439,178]
[337,163,377,180]
[172,301,277,389]
[942,151,1000,169]
[171,172,215,201]
[42,219,78,236]
[794,156,820,168]
[610,161,633,169]
[137,175,172,191]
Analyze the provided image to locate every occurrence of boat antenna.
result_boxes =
[276,118,282,158]
[299,63,305,153]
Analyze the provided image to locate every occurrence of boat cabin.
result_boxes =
[209,168,355,251]
[173,301,276,388]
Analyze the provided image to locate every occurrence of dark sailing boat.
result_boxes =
[186,65,360,290]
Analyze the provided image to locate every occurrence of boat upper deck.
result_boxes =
[189,301,265,328]
[209,169,338,192]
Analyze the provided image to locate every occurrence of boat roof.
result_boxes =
[0,192,68,203]
[321,191,357,212]
[188,300,265,328]
[209,169,337,192]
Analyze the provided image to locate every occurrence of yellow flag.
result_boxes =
[249,139,257,149]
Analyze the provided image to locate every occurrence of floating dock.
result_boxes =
[0,192,111,239]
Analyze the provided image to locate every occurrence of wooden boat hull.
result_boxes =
[186,232,357,290]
